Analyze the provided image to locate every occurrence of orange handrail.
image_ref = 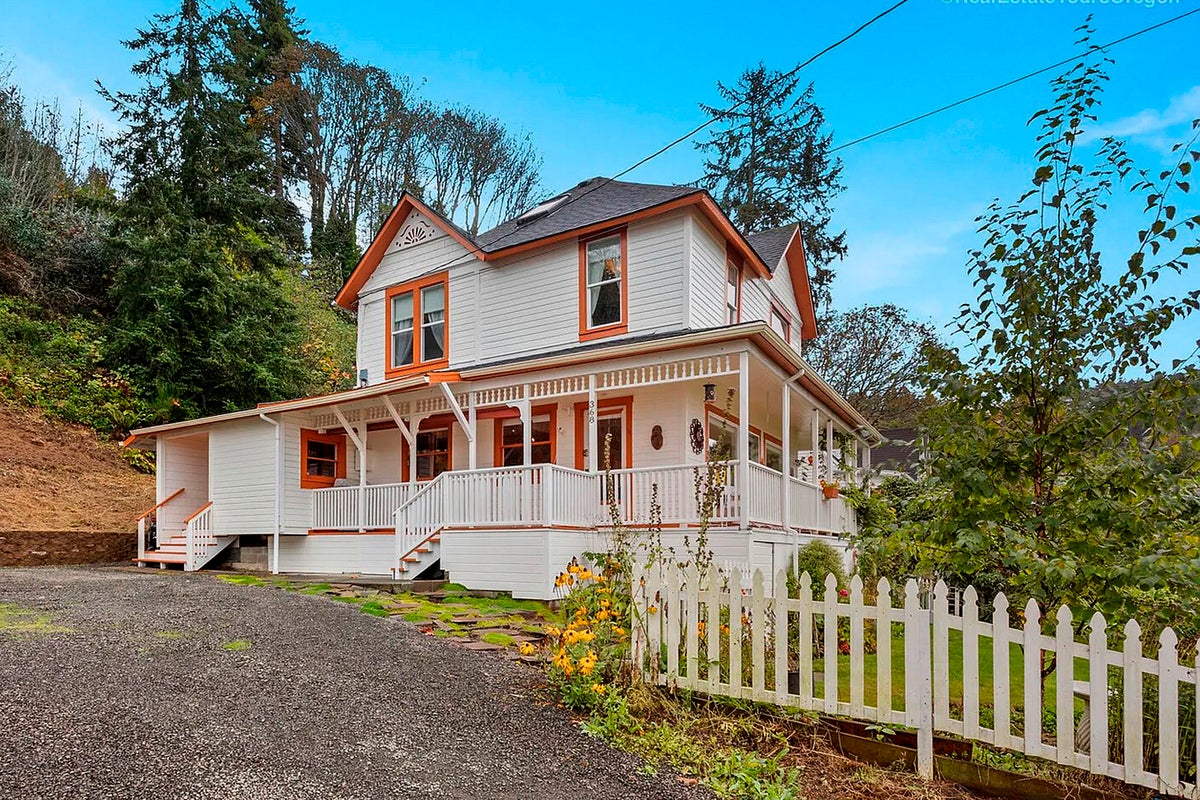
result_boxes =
[182,501,214,525]
[136,487,186,522]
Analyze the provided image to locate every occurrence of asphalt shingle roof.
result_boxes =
[746,224,798,274]
[474,178,701,251]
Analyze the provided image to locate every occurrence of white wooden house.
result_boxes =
[125,178,881,599]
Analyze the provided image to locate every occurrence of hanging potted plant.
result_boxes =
[820,480,840,499]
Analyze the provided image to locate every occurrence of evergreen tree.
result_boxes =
[101,0,307,418]
[697,64,846,307]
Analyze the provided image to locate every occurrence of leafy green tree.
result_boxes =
[697,64,846,306]
[101,0,308,418]
[895,42,1200,656]
[804,304,941,427]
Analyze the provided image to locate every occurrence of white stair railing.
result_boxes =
[392,465,606,575]
[135,487,186,561]
[183,502,214,572]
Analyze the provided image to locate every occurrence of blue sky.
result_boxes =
[2,0,1198,367]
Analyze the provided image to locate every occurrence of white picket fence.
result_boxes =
[634,562,1200,797]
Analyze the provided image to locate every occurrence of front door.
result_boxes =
[574,397,632,471]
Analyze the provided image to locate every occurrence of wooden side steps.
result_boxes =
[133,534,190,567]
[397,535,440,576]
[132,533,235,570]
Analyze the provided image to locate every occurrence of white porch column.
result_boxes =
[408,415,423,486]
[825,419,836,485]
[467,391,478,470]
[862,439,871,488]
[738,351,750,530]
[587,374,598,473]
[522,384,532,468]
[357,422,368,532]
[810,408,820,482]
[781,384,791,532]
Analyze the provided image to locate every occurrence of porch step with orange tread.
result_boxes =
[132,554,187,565]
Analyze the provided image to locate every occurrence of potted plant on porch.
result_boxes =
[820,480,840,499]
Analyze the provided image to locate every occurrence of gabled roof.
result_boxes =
[474,178,698,250]
[746,225,796,275]
[336,179,773,309]
[747,223,818,341]
[333,178,813,317]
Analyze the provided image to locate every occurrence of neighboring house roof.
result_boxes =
[333,179,783,311]
[871,427,924,476]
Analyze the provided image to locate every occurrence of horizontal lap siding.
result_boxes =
[159,435,208,536]
[764,258,804,336]
[283,422,311,534]
[209,419,276,535]
[626,213,685,333]
[440,529,552,599]
[277,533,394,574]
[689,216,727,329]
[357,232,474,383]
[476,247,577,363]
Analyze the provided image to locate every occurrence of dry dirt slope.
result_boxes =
[0,402,154,531]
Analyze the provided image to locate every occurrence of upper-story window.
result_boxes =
[770,305,791,342]
[386,274,448,378]
[726,260,742,325]
[579,230,628,341]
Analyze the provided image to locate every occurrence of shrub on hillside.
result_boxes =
[0,297,151,435]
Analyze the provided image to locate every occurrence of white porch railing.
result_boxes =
[382,461,856,572]
[638,562,1200,795]
[603,463,738,526]
[393,464,605,569]
[311,483,416,530]
[183,502,214,572]
[747,462,783,526]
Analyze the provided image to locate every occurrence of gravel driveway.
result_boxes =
[0,567,707,800]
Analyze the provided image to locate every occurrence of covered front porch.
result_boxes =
[286,341,874,568]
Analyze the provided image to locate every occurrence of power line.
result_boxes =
[408,0,911,277]
[829,8,1200,153]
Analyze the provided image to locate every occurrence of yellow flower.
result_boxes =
[647,605,658,614]
[591,683,606,694]
[610,625,627,638]
[595,609,609,621]
[545,626,561,637]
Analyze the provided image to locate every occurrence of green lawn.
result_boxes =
[811,627,1090,717]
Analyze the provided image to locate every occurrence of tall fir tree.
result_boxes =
[697,64,846,308]
[101,0,307,419]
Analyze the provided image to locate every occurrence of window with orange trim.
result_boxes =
[579,230,628,340]
[770,304,791,342]
[414,427,451,480]
[385,273,448,378]
[725,259,743,325]
[300,430,346,489]
[494,405,557,466]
